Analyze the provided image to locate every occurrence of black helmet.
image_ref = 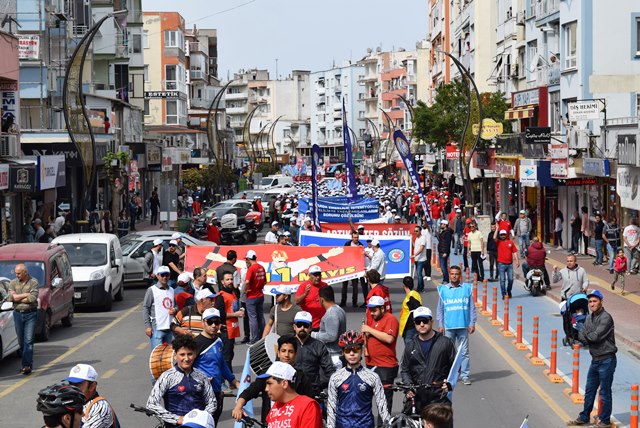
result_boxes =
[36,383,85,416]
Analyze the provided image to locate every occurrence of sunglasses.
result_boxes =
[310,272,322,276]
[158,273,170,277]
[414,318,432,325]
[294,322,311,329]
[205,318,221,326]
[343,346,362,354]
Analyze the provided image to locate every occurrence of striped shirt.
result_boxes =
[171,305,205,336]
[83,393,117,428]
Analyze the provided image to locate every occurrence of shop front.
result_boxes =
[520,159,556,242]
[616,133,640,225]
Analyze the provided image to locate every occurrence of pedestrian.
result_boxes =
[128,198,137,231]
[437,265,476,385]
[413,225,431,292]
[496,211,513,236]
[6,263,39,375]
[367,239,387,281]
[294,266,328,331]
[623,217,640,274]
[100,210,114,234]
[23,216,36,242]
[312,286,347,367]
[581,206,591,256]
[399,276,422,344]
[496,229,520,299]
[143,239,163,287]
[163,240,182,287]
[33,218,45,241]
[117,209,130,238]
[570,211,582,254]
[263,285,300,337]
[437,220,453,284]
[566,290,617,428]
[39,225,56,243]
[513,210,532,257]
[611,249,627,295]
[243,250,266,344]
[150,190,160,226]
[364,269,392,323]
[64,363,120,428]
[170,288,215,337]
[467,220,485,282]
[522,237,551,289]
[340,232,367,308]
[135,192,143,220]
[552,254,589,300]
[603,216,620,274]
[142,265,177,349]
[486,222,498,282]
[593,213,605,266]
[265,221,280,244]
[555,210,564,249]
[452,210,464,255]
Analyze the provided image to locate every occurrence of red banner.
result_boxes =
[185,245,365,286]
[321,223,418,240]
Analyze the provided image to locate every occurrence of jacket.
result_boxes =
[552,265,589,299]
[526,241,546,267]
[487,230,497,252]
[437,228,453,255]
[578,308,617,361]
[143,251,155,278]
[294,336,336,395]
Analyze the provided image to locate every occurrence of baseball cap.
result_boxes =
[465,218,472,224]
[357,225,365,230]
[65,364,98,383]
[195,288,216,301]
[271,285,292,295]
[153,238,163,246]
[367,296,385,308]
[499,230,507,235]
[245,250,257,260]
[284,231,291,237]
[157,265,170,274]
[519,210,526,214]
[587,289,603,300]
[371,238,380,246]
[34,218,42,225]
[177,272,192,283]
[272,221,280,227]
[455,208,461,213]
[293,311,313,324]
[308,265,322,275]
[202,307,221,320]
[394,215,401,220]
[172,232,182,239]
[169,240,178,246]
[181,409,215,428]
[206,277,217,285]
[441,219,449,225]
[413,306,433,320]
[257,361,297,381]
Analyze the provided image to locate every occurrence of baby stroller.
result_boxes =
[561,292,589,347]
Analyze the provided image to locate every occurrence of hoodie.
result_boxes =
[552,265,589,299]
[526,241,546,267]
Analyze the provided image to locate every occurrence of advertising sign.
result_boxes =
[550,160,568,178]
[525,127,551,144]
[0,164,8,190]
[472,118,504,140]
[39,155,66,190]
[446,145,460,159]
[9,164,37,192]
[512,89,539,108]
[298,197,379,223]
[617,166,640,209]
[519,159,537,185]
[321,223,418,240]
[494,159,517,178]
[161,155,172,172]
[568,101,601,122]
[617,134,638,166]
[18,35,40,59]
[581,158,610,177]
[147,146,161,164]
[2,82,19,134]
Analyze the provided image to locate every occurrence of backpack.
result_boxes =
[85,396,121,428]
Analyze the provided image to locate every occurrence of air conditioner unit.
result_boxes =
[516,11,525,24]
[510,63,519,78]
[568,129,590,150]
[0,135,20,157]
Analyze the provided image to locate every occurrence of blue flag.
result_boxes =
[446,344,463,401]
[393,129,431,224]
[233,350,254,428]
[311,144,322,232]
[519,416,529,428]
[342,99,358,202]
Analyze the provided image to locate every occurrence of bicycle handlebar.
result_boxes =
[389,382,444,392]
[241,416,267,428]
[130,403,156,417]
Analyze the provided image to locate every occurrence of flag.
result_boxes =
[311,144,322,232]
[393,129,431,224]
[446,344,463,401]
[519,415,529,428]
[233,350,254,428]
[342,98,358,202]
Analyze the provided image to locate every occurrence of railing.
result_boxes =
[189,41,206,54]
[73,25,88,37]
[190,70,205,80]
[536,0,559,20]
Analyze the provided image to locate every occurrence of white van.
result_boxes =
[51,233,124,311]
[257,175,294,190]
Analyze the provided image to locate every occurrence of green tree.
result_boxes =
[182,167,204,191]
[255,163,278,177]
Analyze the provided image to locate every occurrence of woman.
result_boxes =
[555,210,564,249]
[100,210,114,234]
[23,217,36,243]
[580,206,591,256]
[117,209,130,238]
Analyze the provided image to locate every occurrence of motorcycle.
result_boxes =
[219,213,257,245]
[525,267,546,296]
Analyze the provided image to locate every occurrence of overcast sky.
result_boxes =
[141,0,428,79]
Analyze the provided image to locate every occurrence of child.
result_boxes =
[571,307,586,331]
[611,249,627,295]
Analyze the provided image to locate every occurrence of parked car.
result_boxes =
[52,234,124,311]
[232,190,265,200]
[0,243,74,341]
[0,278,19,360]
[256,175,294,190]
[119,231,210,284]
[201,199,263,230]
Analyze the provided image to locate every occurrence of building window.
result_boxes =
[563,21,577,69]
[144,99,150,116]
[164,30,183,48]
[550,91,561,134]
[636,17,640,56]
[143,31,149,49]
[131,34,142,54]
[144,65,149,82]
[165,64,185,92]
[166,100,178,124]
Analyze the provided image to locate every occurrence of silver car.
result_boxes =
[0,278,19,360]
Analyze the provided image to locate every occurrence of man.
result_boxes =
[452,210,464,255]
[365,270,392,324]
[34,218,45,241]
[174,273,195,310]
[171,288,215,337]
[513,210,532,257]
[64,364,119,428]
[37,383,86,428]
[367,239,387,281]
[217,271,243,371]
[206,218,220,245]
[143,266,177,349]
[147,335,217,426]
[327,330,390,428]
[623,217,640,274]
[467,221,485,282]
[603,217,621,274]
[265,221,280,244]
[496,229,520,299]
[193,308,240,425]
[593,213,605,266]
[437,220,453,284]
[244,250,266,344]
[261,362,323,428]
[400,306,455,412]
[292,311,336,396]
[6,263,39,374]
[54,211,66,234]
[570,211,583,254]
[486,222,499,282]
[362,296,399,424]
[581,206,591,256]
[172,232,187,259]
[496,211,512,236]
[215,249,239,286]
[413,225,431,292]
[294,265,327,330]
[436,265,476,385]
[263,285,300,337]
[566,290,617,428]
[312,286,347,366]
[191,267,213,294]
[163,240,182,287]
[522,237,551,289]
[341,232,367,308]
[552,254,589,300]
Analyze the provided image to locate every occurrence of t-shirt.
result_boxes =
[594,221,604,240]
[467,230,483,252]
[366,285,392,325]
[624,225,640,247]
[295,280,327,329]
[496,239,518,264]
[269,303,301,336]
[365,312,399,368]
[245,263,266,299]
[497,219,512,235]
[414,235,428,262]
[266,394,322,428]
[418,335,436,359]
[162,251,181,281]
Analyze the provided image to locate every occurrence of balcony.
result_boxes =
[452,3,471,32]
[316,96,326,105]
[535,0,559,23]
[226,106,247,115]
[318,121,326,129]
[190,69,205,81]
[316,86,326,95]
[226,91,246,100]
[333,120,343,128]
[191,97,212,109]
[358,75,378,83]
[189,41,206,54]
[332,103,342,111]
[333,84,342,93]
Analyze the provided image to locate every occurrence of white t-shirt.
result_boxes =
[414,235,428,262]
[623,225,640,247]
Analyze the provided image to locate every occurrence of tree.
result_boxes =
[182,167,204,191]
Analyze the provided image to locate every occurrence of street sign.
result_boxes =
[472,118,504,140]
[58,203,70,211]
[568,101,601,121]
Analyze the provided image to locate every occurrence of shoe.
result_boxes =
[462,378,471,385]
[609,269,614,274]
[566,418,588,426]
[240,338,250,344]
[22,366,32,375]
[611,283,615,290]
[622,291,628,296]
[508,291,512,298]
[546,285,551,290]
[425,276,432,281]
[359,304,366,308]
[589,423,612,428]
[501,295,505,300]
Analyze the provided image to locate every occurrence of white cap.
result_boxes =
[169,240,178,246]
[455,208,461,213]
[413,306,433,320]
[157,265,170,274]
[293,311,313,324]
[394,215,401,220]
[308,265,322,274]
[284,231,291,236]
[257,361,297,381]
[181,409,215,428]
[367,295,385,308]
[195,288,216,301]
[371,238,380,247]
[272,221,280,227]
[202,307,221,320]
[172,232,182,239]
[441,219,449,225]
[519,210,526,214]
[357,225,365,230]
[177,272,192,283]
[153,238,163,246]
[65,364,98,383]
[499,229,507,235]
[271,285,292,295]
[245,250,257,260]
[206,277,217,285]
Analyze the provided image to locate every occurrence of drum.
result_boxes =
[149,344,174,380]
[248,333,280,376]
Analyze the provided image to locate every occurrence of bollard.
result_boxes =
[465,267,471,283]
[563,344,585,403]
[513,305,528,351]
[631,384,638,428]
[481,280,490,316]
[432,243,438,270]
[502,296,513,337]
[490,287,502,326]
[544,329,563,382]
[473,278,480,308]
[526,316,544,365]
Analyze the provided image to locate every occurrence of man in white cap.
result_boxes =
[174,272,195,310]
[143,265,177,349]
[513,209,532,257]
[172,232,186,257]
[171,288,215,337]
[64,364,119,428]
[294,266,328,330]
[163,240,182,287]
[244,249,266,344]
[179,409,214,428]
[265,221,280,244]
[263,285,300,337]
[143,238,164,286]
[367,239,387,281]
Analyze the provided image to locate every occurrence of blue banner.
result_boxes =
[393,130,431,224]
[298,197,379,223]
[311,144,322,232]
[233,350,254,428]
[299,230,412,279]
[342,99,358,202]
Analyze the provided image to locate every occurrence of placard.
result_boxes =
[568,101,601,122]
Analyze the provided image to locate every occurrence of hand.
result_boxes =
[168,307,177,316]
[554,266,559,273]
[233,379,241,389]
[231,406,246,421]
[442,253,448,258]
[182,328,193,336]
[468,326,475,334]
[236,311,245,318]
[441,380,450,393]
[438,327,444,334]
[406,390,415,399]
[361,324,371,334]
[177,416,184,425]
[145,327,152,338]
[304,284,311,295]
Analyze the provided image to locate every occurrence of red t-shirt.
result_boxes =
[245,263,266,299]
[497,219,512,235]
[430,204,441,219]
[266,394,322,428]
[496,239,518,264]
[366,285,392,325]
[207,224,220,244]
[295,280,327,329]
[365,311,399,368]
[462,226,471,247]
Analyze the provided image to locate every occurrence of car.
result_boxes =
[256,175,294,190]
[0,278,19,360]
[119,231,210,284]
[232,190,265,200]
[201,199,263,228]
[52,234,125,311]
[0,243,75,341]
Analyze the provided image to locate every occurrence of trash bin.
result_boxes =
[176,218,192,233]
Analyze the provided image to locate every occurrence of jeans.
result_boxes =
[444,328,470,380]
[439,254,450,284]
[373,365,398,427]
[571,231,581,253]
[151,210,158,225]
[488,250,498,279]
[595,239,604,264]
[497,262,514,297]
[14,310,37,368]
[453,233,462,254]
[470,251,484,281]
[246,296,265,344]
[518,234,530,257]
[415,260,430,292]
[150,329,173,349]
[578,355,616,424]
[555,229,563,247]
[625,246,640,272]
[607,243,618,271]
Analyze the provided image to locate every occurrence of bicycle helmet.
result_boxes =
[36,383,85,416]
[338,330,365,348]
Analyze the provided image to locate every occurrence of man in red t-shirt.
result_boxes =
[496,230,520,299]
[207,218,221,244]
[260,361,322,428]
[497,212,513,236]
[364,269,391,324]
[294,266,327,330]
[244,250,266,344]
[362,295,399,425]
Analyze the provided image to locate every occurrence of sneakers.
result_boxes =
[507,291,513,298]
[566,418,588,426]
[462,378,471,385]
[20,366,32,375]
[425,276,432,281]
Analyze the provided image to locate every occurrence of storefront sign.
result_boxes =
[550,160,568,178]
[0,164,8,190]
[144,91,180,99]
[18,35,40,60]
[549,143,569,159]
[513,89,539,108]
[39,155,66,190]
[472,118,504,140]
[617,134,638,166]
[568,101,601,122]
[161,156,172,172]
[525,127,551,144]
[446,145,460,159]
[9,164,37,192]
[146,146,161,164]
[581,158,610,177]
[494,159,517,179]
[129,160,140,178]
[2,83,19,134]
[566,178,597,186]
[275,154,290,164]
[617,166,640,209]
[22,143,82,167]
[164,147,191,165]
[519,160,537,185]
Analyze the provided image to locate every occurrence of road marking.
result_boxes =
[101,369,118,379]
[120,354,135,364]
[0,303,141,399]
[136,342,148,350]
[476,322,572,422]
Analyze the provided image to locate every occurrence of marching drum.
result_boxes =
[248,333,280,376]
[149,344,174,380]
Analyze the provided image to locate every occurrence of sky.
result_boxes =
[141,0,428,79]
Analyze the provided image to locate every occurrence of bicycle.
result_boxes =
[130,403,166,428]
[240,415,267,428]
[383,382,449,428]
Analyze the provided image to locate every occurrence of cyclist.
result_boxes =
[37,383,86,428]
[326,330,390,428]
[63,363,120,428]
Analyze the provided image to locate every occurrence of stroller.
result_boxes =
[561,292,589,347]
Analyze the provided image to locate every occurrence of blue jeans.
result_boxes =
[444,328,470,380]
[415,260,427,291]
[579,355,617,424]
[439,254,450,284]
[497,262,513,297]
[518,234,530,257]
[595,239,604,264]
[607,243,617,271]
[246,296,265,344]
[14,310,37,368]
[150,329,173,349]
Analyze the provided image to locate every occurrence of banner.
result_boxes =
[393,130,430,223]
[311,144,322,231]
[321,223,417,240]
[446,344,463,400]
[38,155,66,190]
[342,99,358,201]
[299,230,412,279]
[234,351,254,428]
[298,197,379,223]
[185,245,365,286]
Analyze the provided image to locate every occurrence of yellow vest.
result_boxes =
[399,290,422,335]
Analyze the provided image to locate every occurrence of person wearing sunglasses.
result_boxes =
[171,288,216,338]
[326,330,389,428]
[143,265,177,349]
[193,308,240,425]
[400,307,455,412]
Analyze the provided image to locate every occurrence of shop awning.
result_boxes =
[505,106,536,120]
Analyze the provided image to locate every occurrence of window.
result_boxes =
[549,91,561,133]
[143,31,149,49]
[144,99,150,116]
[166,100,178,124]
[144,65,149,82]
[636,18,640,55]
[563,21,577,69]
[164,30,183,48]
[165,64,185,92]
[131,34,142,54]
